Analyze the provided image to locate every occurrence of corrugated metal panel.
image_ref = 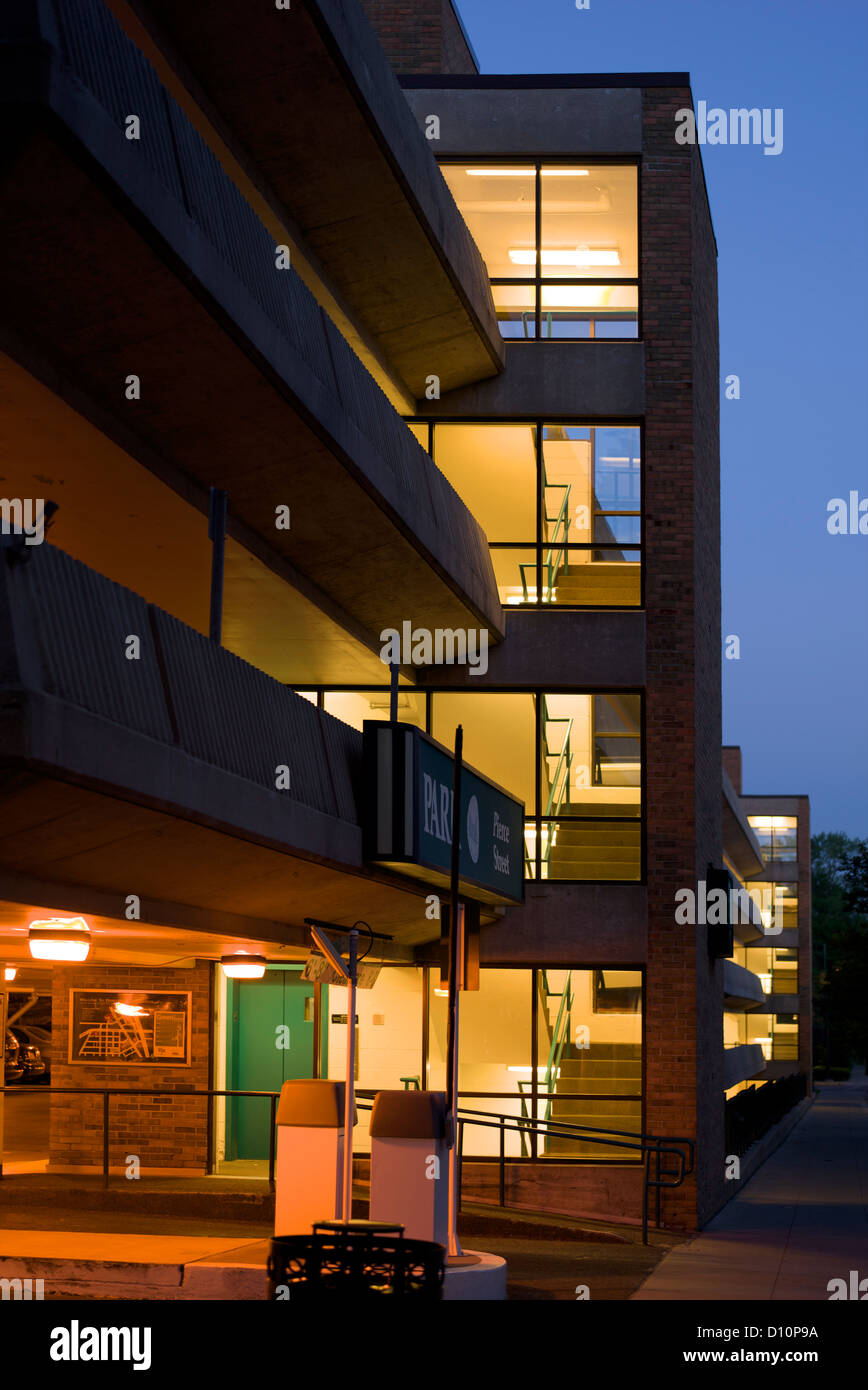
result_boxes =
[151,607,357,820]
[51,0,186,205]
[318,710,363,823]
[10,545,174,743]
[166,104,334,391]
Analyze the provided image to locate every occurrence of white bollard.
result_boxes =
[274,1080,354,1234]
[370,1090,448,1245]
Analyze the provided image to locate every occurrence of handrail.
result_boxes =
[1,1084,696,1243]
[519,475,571,602]
[543,483,571,599]
[450,1105,694,1242]
[355,1093,694,1242]
[0,1085,281,1192]
[542,971,573,1122]
[523,697,574,878]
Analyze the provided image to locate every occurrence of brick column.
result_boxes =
[50,961,212,1173]
[642,88,722,1229]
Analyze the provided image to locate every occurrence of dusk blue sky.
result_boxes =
[457,0,868,837]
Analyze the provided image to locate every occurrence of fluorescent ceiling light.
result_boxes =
[3,966,16,982]
[221,951,267,979]
[465,168,589,177]
[509,247,621,268]
[29,917,91,962]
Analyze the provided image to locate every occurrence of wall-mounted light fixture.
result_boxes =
[220,951,267,979]
[28,917,91,962]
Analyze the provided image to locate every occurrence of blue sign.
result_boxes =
[363,723,524,905]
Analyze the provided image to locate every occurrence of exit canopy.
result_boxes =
[363,722,525,905]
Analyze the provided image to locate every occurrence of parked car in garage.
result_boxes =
[4,1029,24,1083]
[9,1028,46,1082]
[10,1021,51,1083]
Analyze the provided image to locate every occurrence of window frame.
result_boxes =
[301,684,647,885]
[406,417,645,611]
[422,965,646,1165]
[438,157,642,342]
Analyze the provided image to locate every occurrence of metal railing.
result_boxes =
[2,1085,693,1242]
[0,1086,281,1190]
[354,1094,693,1244]
[520,480,571,603]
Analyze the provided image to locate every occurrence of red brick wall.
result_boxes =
[359,0,477,74]
[642,89,722,1230]
[49,962,212,1172]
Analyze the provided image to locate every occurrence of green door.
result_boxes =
[227,968,316,1159]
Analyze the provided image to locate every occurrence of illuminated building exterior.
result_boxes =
[0,0,809,1232]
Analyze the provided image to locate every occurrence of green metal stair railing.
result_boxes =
[519,477,571,603]
[516,969,574,1153]
[523,697,574,879]
[541,969,573,1125]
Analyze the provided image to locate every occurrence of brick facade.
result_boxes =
[722,745,742,793]
[642,88,723,1229]
[49,962,212,1173]
[360,0,477,74]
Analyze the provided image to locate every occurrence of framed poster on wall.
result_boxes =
[68,990,191,1065]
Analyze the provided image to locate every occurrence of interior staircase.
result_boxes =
[550,561,641,607]
[545,1044,643,1158]
[542,819,640,881]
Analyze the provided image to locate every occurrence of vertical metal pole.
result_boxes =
[389,659,399,722]
[499,1116,506,1208]
[208,487,227,644]
[343,928,359,1222]
[268,1092,277,1193]
[103,1091,110,1189]
[642,1147,649,1245]
[0,991,6,1179]
[446,726,463,1258]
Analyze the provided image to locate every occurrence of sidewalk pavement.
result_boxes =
[0,1201,678,1300]
[632,1073,868,1300]
[0,1228,271,1299]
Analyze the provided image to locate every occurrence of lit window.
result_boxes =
[441,163,639,340]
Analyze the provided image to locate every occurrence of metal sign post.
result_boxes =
[445,725,464,1258]
[0,991,6,1178]
[343,927,358,1222]
[306,921,362,1223]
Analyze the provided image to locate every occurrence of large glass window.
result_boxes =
[532,693,642,881]
[747,816,798,863]
[423,420,642,608]
[440,163,639,339]
[428,967,643,1159]
[313,686,643,881]
[431,691,536,813]
[431,689,642,881]
[744,945,799,996]
[321,689,426,731]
